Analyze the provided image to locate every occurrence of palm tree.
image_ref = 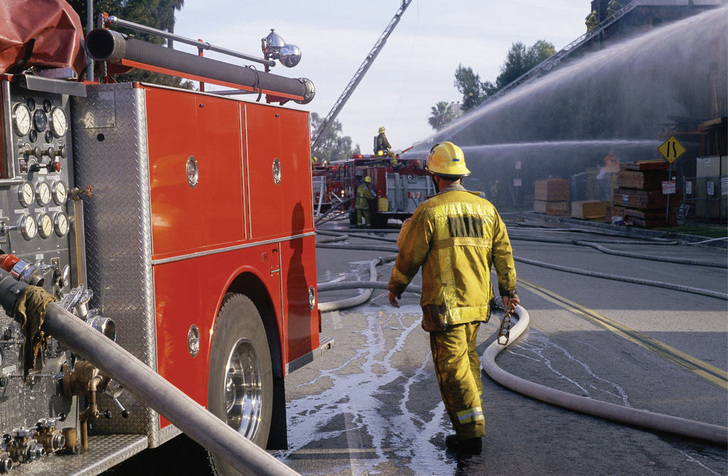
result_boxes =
[428,101,457,131]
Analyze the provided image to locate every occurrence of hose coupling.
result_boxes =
[497,310,512,346]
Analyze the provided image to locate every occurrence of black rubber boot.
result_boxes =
[445,435,482,455]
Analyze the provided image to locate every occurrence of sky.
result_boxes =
[174,1,590,153]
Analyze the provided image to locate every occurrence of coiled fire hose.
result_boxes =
[0,271,298,476]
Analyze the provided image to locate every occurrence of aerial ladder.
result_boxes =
[311,0,412,153]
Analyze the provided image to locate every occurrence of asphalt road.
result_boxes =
[274,215,728,475]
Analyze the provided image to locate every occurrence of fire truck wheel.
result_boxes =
[208,293,273,471]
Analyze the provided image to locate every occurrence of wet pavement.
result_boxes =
[274,215,728,475]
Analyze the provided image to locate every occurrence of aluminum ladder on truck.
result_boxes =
[311,0,413,153]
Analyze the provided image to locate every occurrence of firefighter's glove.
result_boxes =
[501,291,519,314]
[14,286,56,381]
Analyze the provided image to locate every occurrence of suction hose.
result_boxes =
[482,306,728,445]
[0,273,298,476]
[86,28,315,105]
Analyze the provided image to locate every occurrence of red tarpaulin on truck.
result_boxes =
[0,0,85,75]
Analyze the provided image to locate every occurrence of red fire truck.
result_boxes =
[0,2,327,473]
[344,155,434,228]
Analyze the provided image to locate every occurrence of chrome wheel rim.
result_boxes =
[223,338,262,438]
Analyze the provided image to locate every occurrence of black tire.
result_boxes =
[208,294,273,475]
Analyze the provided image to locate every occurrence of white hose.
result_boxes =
[481,306,728,445]
[317,257,382,312]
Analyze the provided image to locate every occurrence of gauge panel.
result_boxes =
[18,182,34,207]
[20,215,38,240]
[52,181,68,205]
[36,182,52,206]
[33,108,48,132]
[54,212,69,237]
[2,79,75,261]
[12,103,31,136]
[38,213,53,238]
[50,107,68,137]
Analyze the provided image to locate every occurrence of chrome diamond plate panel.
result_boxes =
[11,434,148,476]
[71,83,159,441]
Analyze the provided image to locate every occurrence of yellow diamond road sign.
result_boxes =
[658,136,686,163]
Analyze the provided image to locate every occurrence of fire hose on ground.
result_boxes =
[315,230,728,445]
[482,305,728,445]
[0,270,298,476]
[314,239,728,301]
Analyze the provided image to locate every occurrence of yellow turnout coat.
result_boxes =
[388,184,517,327]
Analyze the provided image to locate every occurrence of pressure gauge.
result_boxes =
[36,182,51,206]
[33,109,48,132]
[20,215,38,240]
[50,107,68,137]
[38,213,53,238]
[52,181,68,205]
[18,181,34,207]
[12,103,31,136]
[54,212,69,237]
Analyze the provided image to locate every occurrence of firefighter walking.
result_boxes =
[387,141,519,455]
[355,176,376,228]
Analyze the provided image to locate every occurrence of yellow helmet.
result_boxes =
[364,176,372,183]
[378,126,385,134]
[427,141,470,176]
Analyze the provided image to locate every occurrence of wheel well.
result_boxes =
[226,272,288,449]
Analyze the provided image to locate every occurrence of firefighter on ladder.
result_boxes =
[355,176,376,228]
[585,10,598,32]
[607,0,622,20]
[387,141,519,455]
[375,126,396,158]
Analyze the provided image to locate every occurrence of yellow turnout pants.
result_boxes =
[430,322,485,440]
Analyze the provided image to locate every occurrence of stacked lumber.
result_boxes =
[571,200,609,221]
[534,179,569,215]
[613,160,676,227]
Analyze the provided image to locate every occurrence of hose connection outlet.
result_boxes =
[87,315,116,342]
[187,324,200,357]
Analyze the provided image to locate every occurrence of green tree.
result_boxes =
[495,40,556,89]
[67,0,189,86]
[311,113,357,162]
[454,65,487,112]
[428,101,457,131]
[452,40,556,114]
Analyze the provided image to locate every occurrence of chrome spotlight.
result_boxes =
[262,29,301,68]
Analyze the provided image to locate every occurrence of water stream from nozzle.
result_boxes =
[404,8,727,196]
